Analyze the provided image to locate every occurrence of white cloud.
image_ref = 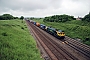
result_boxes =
[0,0,90,17]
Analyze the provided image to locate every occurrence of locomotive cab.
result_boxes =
[56,30,65,39]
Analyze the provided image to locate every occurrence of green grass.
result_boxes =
[34,19,90,46]
[0,19,42,60]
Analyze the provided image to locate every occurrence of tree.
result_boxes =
[0,16,3,20]
[30,17,34,20]
[20,16,24,23]
[82,12,90,22]
[0,14,14,20]
[14,17,19,19]
[20,16,24,20]
[2,14,14,20]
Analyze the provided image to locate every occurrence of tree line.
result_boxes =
[0,13,90,22]
[43,12,90,22]
[0,14,24,20]
[43,14,75,22]
[82,12,90,22]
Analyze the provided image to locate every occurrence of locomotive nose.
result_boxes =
[58,32,65,36]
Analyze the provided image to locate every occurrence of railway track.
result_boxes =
[64,36,90,59]
[65,36,90,51]
[26,20,56,60]
[26,20,90,60]
[26,20,77,60]
[33,27,77,60]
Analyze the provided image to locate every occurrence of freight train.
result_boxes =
[28,20,65,40]
[46,27,65,39]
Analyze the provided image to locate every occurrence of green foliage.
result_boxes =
[34,19,90,46]
[14,17,19,19]
[43,14,75,22]
[20,16,24,20]
[82,12,90,22]
[30,17,35,20]
[0,20,42,60]
[0,14,14,20]
[2,32,8,36]
[21,27,24,30]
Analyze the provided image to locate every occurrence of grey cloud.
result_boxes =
[0,0,90,17]
[0,0,62,12]
[0,0,47,11]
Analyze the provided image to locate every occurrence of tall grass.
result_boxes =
[34,19,90,46]
[0,19,42,60]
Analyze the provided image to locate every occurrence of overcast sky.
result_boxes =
[0,0,90,18]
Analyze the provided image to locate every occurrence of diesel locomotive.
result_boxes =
[46,27,65,39]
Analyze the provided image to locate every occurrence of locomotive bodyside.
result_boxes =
[46,27,65,39]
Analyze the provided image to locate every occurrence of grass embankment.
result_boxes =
[0,19,42,60]
[34,19,90,46]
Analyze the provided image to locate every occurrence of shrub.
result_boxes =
[2,32,8,36]
[21,27,24,30]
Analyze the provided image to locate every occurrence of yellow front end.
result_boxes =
[56,31,65,37]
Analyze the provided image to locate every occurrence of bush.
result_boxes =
[82,12,90,22]
[21,27,24,30]
[2,32,8,36]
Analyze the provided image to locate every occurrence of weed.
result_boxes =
[11,24,16,27]
[21,27,24,30]
[2,32,8,36]
[0,20,42,60]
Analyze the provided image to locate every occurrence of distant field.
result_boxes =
[0,19,42,60]
[34,19,90,46]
